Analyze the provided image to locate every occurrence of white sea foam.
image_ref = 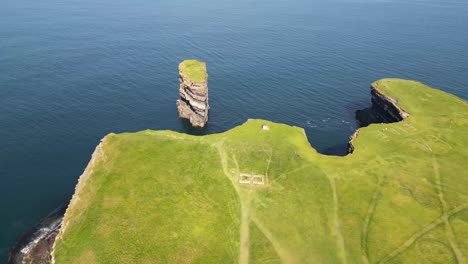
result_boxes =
[19,218,62,255]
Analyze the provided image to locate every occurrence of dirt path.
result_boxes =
[328,175,348,264]
[379,203,468,263]
[264,148,273,185]
[239,196,251,264]
[361,175,386,264]
[250,215,297,263]
[215,141,250,264]
[432,156,465,263]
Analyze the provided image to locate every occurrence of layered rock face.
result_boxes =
[355,82,410,127]
[176,60,209,127]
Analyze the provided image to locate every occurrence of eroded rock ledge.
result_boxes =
[176,60,209,127]
[348,81,410,153]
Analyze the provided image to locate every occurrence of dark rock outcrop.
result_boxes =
[348,81,410,153]
[347,130,359,154]
[7,207,65,264]
[355,82,410,127]
[176,60,209,127]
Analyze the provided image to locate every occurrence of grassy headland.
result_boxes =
[53,79,468,263]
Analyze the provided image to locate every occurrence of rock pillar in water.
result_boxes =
[176,60,209,127]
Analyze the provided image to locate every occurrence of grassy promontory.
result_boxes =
[53,79,468,263]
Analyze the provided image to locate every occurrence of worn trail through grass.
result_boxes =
[215,140,251,264]
[432,156,465,263]
[361,174,386,264]
[379,204,468,263]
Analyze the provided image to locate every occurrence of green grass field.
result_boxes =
[53,79,468,263]
[179,60,207,83]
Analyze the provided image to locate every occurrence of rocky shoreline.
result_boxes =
[7,206,65,264]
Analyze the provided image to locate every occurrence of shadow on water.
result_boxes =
[322,143,351,156]
[179,119,209,136]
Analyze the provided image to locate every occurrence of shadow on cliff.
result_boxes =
[347,84,410,154]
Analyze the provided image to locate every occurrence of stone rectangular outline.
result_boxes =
[238,173,265,185]
[239,173,252,184]
[252,175,265,185]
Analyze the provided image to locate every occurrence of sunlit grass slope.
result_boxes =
[53,79,468,263]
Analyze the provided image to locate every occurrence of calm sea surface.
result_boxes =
[1,0,467,260]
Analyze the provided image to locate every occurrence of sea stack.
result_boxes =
[176,60,209,127]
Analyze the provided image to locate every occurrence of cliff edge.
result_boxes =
[349,80,411,153]
[45,79,468,263]
[355,80,410,127]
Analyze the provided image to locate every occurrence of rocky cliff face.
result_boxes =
[347,130,359,154]
[355,82,410,127]
[176,60,209,127]
[349,81,410,153]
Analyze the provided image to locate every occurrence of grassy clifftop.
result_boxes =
[53,79,468,263]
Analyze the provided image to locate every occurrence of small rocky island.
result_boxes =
[176,60,209,127]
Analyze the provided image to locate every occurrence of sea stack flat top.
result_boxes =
[179,60,207,83]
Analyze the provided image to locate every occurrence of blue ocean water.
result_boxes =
[1,0,467,260]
